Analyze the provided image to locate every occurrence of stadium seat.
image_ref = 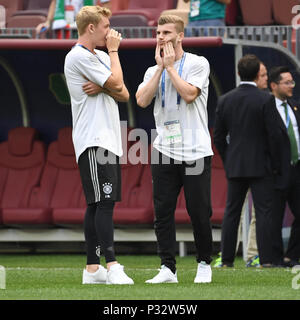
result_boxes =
[7,0,50,28]
[272,0,299,25]
[0,127,46,225]
[210,142,227,225]
[110,0,130,13]
[0,0,23,27]
[239,0,273,25]
[110,14,149,27]
[6,15,47,28]
[160,0,190,27]
[13,0,50,16]
[114,140,153,225]
[174,130,227,226]
[52,125,142,226]
[226,0,239,26]
[112,0,175,26]
[37,127,85,226]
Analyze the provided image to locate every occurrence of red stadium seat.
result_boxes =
[0,127,46,225]
[16,0,50,15]
[160,0,190,26]
[110,0,130,13]
[174,130,227,226]
[38,127,85,226]
[114,141,154,225]
[272,0,299,25]
[6,15,46,28]
[0,0,23,27]
[7,0,50,28]
[110,14,149,27]
[210,145,227,225]
[226,0,239,26]
[239,0,273,25]
[112,0,175,26]
[114,164,154,225]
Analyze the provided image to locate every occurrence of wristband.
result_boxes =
[109,50,118,53]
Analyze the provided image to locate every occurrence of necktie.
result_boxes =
[282,102,299,165]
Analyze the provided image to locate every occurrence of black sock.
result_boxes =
[95,201,116,263]
[84,203,100,265]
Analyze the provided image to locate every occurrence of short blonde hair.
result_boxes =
[158,15,184,33]
[76,5,111,36]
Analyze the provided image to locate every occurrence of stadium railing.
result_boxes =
[0,25,299,60]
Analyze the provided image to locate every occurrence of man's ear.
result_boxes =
[270,82,276,92]
[87,23,95,34]
[177,32,184,42]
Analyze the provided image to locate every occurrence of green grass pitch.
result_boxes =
[0,254,299,300]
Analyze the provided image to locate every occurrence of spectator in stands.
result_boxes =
[265,66,300,267]
[136,14,213,284]
[213,54,276,268]
[64,5,133,285]
[35,0,110,34]
[184,0,231,36]
[214,61,269,268]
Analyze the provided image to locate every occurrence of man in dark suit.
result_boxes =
[213,54,276,267]
[265,66,300,267]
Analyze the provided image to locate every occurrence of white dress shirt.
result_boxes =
[275,97,300,160]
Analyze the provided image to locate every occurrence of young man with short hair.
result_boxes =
[136,14,213,284]
[64,5,133,285]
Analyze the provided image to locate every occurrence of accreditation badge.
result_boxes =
[190,0,201,18]
[163,111,182,145]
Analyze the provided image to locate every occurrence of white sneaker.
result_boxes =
[194,261,212,283]
[106,264,134,285]
[145,265,178,284]
[82,265,107,284]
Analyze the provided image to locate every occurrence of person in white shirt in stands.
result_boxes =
[64,5,133,285]
[136,14,213,284]
[36,0,111,34]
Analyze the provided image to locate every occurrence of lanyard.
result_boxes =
[161,52,186,108]
[75,44,111,71]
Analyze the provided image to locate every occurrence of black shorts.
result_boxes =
[78,147,121,205]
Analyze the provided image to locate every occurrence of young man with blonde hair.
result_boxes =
[64,5,133,285]
[136,14,213,284]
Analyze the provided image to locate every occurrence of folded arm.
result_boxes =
[82,80,129,102]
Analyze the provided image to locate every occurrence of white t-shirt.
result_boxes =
[138,52,213,162]
[64,45,123,162]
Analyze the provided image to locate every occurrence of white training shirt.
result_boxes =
[138,52,213,161]
[64,45,123,162]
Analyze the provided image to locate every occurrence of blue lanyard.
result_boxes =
[161,52,186,108]
[75,44,111,71]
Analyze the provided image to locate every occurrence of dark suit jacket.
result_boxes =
[213,84,274,178]
[264,96,300,189]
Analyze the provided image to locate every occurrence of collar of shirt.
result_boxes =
[239,81,257,87]
[275,97,288,109]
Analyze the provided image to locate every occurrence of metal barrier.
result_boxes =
[0,25,299,60]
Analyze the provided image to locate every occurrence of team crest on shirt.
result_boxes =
[96,246,101,257]
[102,182,112,198]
